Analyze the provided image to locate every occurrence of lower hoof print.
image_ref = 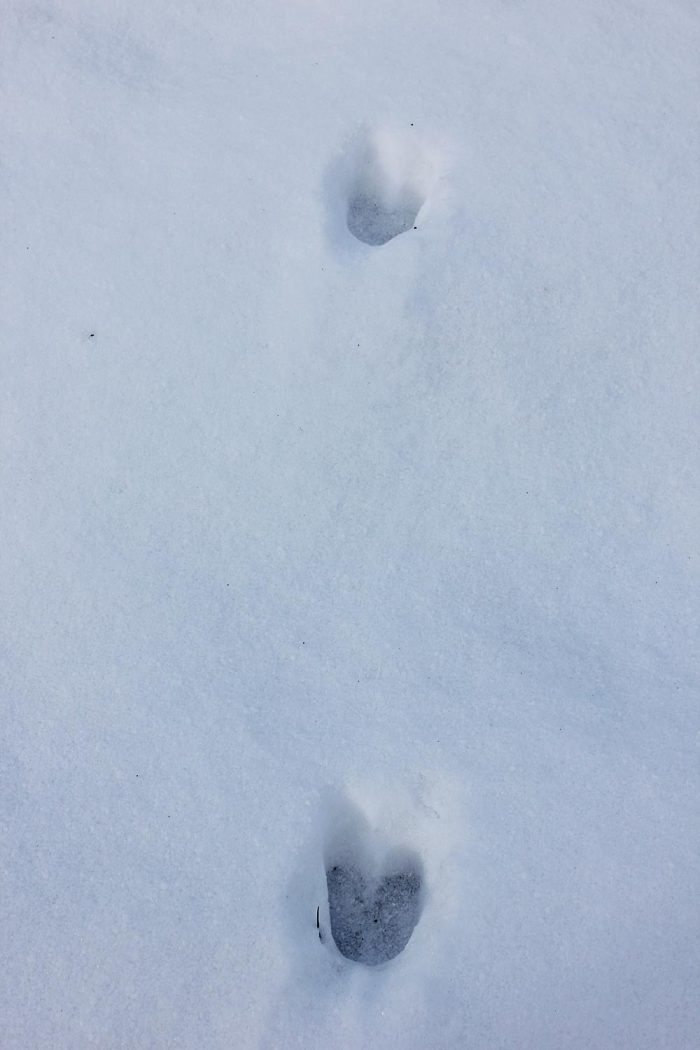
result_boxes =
[346,190,423,246]
[326,853,424,965]
[343,130,431,246]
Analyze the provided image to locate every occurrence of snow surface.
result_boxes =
[2,0,699,1046]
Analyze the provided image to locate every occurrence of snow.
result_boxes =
[1,0,699,1046]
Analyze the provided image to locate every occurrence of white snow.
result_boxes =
[2,0,699,1046]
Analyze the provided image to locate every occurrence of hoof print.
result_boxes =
[345,131,431,246]
[326,851,423,965]
[347,190,423,247]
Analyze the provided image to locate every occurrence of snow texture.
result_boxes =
[1,0,699,1047]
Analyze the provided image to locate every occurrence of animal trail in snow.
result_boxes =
[345,130,432,246]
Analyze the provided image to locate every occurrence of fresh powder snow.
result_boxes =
[1,1,699,1047]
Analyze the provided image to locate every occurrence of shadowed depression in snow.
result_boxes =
[347,189,423,246]
[345,133,428,245]
[326,856,423,964]
[323,797,424,965]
